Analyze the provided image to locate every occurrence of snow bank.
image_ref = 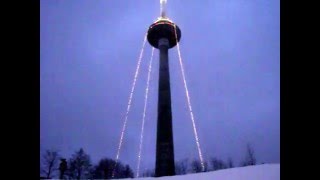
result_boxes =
[138,164,280,180]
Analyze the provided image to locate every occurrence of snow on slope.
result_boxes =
[138,164,280,180]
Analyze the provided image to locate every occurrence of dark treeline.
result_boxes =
[40,148,133,179]
[143,143,259,177]
[40,143,258,179]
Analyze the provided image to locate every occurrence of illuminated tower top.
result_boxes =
[147,0,181,49]
[147,17,181,49]
[160,0,167,18]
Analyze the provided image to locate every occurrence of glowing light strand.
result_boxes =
[136,47,155,178]
[174,25,205,172]
[113,33,148,177]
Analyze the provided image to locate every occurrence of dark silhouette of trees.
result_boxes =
[203,161,208,172]
[227,157,234,168]
[92,158,114,179]
[241,143,257,166]
[210,157,227,171]
[67,148,92,179]
[123,165,134,178]
[175,158,189,175]
[191,159,202,173]
[40,147,243,178]
[40,150,60,179]
[91,158,133,179]
[59,158,68,179]
[142,169,155,177]
[190,159,209,173]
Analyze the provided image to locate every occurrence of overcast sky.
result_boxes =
[40,0,279,172]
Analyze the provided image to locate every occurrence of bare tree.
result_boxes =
[175,158,189,175]
[191,159,204,173]
[123,165,134,178]
[91,158,133,179]
[241,143,257,166]
[191,159,209,173]
[203,161,208,172]
[210,157,227,171]
[227,157,234,168]
[59,158,68,179]
[142,169,155,177]
[40,150,60,179]
[67,148,92,179]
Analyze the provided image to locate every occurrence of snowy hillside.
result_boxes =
[138,164,280,180]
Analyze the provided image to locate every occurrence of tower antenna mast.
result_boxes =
[160,0,167,18]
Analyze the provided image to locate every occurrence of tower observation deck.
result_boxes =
[147,18,181,49]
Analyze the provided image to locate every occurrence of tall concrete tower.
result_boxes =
[147,11,181,177]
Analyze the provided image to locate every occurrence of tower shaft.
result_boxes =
[155,38,175,177]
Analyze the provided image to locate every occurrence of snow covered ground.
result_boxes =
[138,164,280,180]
